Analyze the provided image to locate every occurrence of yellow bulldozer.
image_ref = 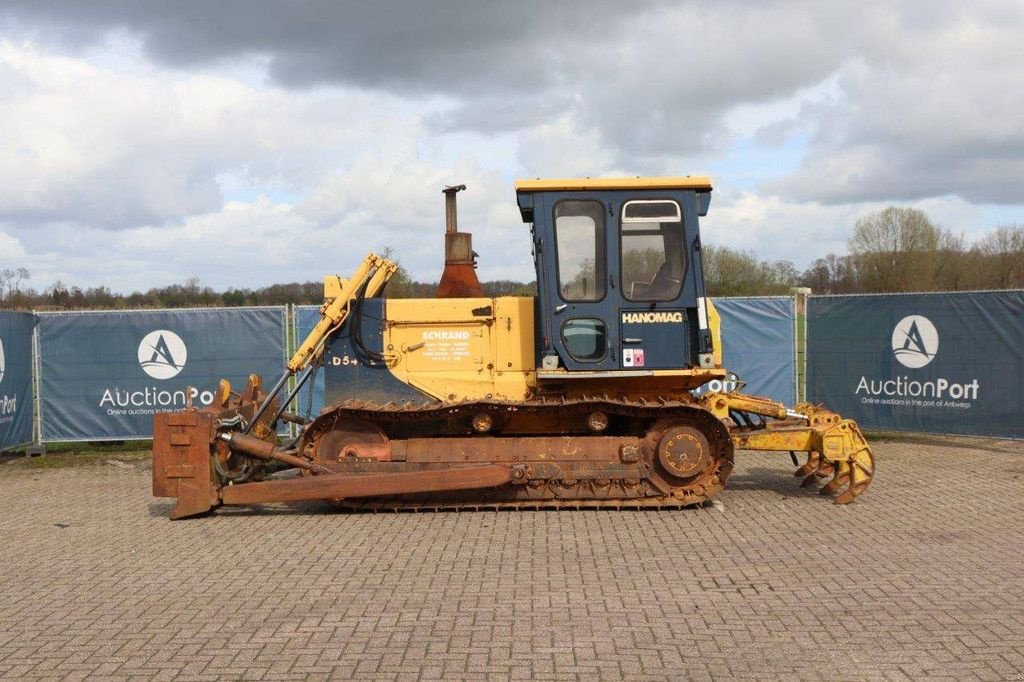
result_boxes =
[152,176,874,519]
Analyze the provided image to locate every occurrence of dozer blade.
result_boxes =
[152,411,219,520]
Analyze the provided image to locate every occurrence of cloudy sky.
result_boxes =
[0,1,1022,292]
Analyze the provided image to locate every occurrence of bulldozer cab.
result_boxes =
[515,177,715,374]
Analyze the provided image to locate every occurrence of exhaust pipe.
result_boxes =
[436,184,484,298]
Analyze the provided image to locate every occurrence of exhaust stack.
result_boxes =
[436,184,484,298]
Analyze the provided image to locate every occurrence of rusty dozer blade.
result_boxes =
[152,410,219,520]
[704,394,876,504]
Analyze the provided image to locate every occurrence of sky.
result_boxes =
[0,1,1022,293]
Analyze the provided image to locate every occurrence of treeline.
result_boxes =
[804,209,1024,293]
[0,271,537,311]
[2,207,1022,310]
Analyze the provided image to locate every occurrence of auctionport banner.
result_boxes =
[807,291,1024,438]
[0,311,37,449]
[37,308,287,441]
[704,297,796,405]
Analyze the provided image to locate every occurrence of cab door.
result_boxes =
[616,198,690,369]
[535,192,619,371]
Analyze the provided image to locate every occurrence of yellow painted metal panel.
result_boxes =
[383,297,534,402]
[323,275,346,299]
[386,297,494,323]
[404,324,486,373]
[706,298,723,368]
[494,297,535,372]
[514,176,713,193]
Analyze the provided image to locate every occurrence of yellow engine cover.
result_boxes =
[384,297,536,402]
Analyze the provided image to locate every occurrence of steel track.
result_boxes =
[298,395,735,511]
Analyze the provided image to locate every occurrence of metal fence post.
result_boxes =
[28,314,46,455]
[790,287,810,403]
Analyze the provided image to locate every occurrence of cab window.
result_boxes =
[620,200,684,301]
[555,200,606,302]
[561,318,606,361]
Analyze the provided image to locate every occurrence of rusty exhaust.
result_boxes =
[436,184,484,298]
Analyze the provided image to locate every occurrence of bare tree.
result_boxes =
[800,253,860,293]
[849,207,945,292]
[933,230,970,291]
[379,246,416,298]
[974,224,1024,289]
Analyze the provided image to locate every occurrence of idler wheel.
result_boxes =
[314,418,391,465]
[657,426,710,479]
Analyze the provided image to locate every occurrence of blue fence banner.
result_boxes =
[709,297,796,405]
[38,307,287,441]
[0,311,37,449]
[295,305,326,418]
[807,291,1024,439]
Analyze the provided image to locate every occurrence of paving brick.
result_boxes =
[0,439,1023,679]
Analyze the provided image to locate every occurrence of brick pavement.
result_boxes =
[1,438,1023,680]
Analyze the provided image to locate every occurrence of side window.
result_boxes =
[620,200,685,301]
[555,200,606,302]
[561,318,606,361]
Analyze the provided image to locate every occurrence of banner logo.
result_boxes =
[891,315,938,369]
[0,335,13,421]
[138,330,187,380]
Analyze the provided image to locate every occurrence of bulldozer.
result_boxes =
[152,176,874,519]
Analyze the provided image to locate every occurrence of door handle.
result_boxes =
[622,337,643,344]
[554,304,568,313]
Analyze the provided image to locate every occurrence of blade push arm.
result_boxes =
[287,253,398,373]
[242,253,397,433]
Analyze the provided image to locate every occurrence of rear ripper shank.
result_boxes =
[153,177,875,519]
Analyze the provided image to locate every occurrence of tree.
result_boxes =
[701,245,797,296]
[800,253,860,293]
[849,207,945,292]
[973,224,1024,289]
[932,230,971,291]
[48,280,69,308]
[379,246,417,298]
[0,268,12,304]
[13,267,29,293]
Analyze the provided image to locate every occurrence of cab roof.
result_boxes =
[514,176,713,193]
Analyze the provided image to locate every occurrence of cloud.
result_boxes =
[6,1,1024,197]
[0,41,448,231]
[0,43,226,228]
[1,1,1023,294]
[766,4,1024,204]
[705,187,986,266]
[0,1,645,92]
[0,230,28,261]
[11,183,533,293]
[0,2,889,159]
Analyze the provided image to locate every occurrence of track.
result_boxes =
[295,395,735,511]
